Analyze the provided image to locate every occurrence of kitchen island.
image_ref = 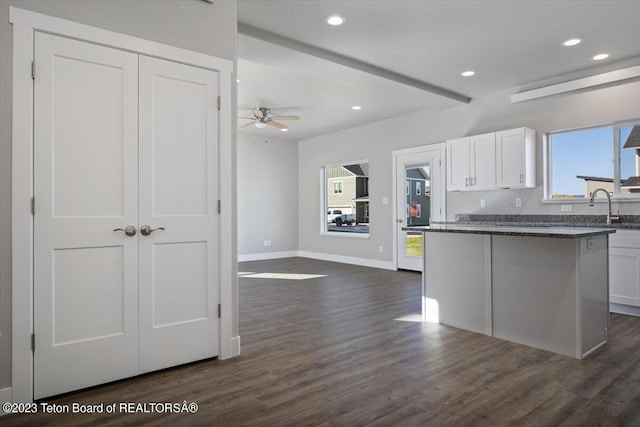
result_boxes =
[409,224,615,359]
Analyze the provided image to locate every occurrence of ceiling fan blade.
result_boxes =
[269,115,299,121]
[238,117,254,120]
[266,120,287,130]
[252,108,264,119]
[240,121,255,128]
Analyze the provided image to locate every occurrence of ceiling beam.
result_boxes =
[238,22,471,105]
[511,64,640,103]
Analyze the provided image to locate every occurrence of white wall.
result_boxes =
[298,80,640,265]
[237,133,299,259]
[0,0,237,391]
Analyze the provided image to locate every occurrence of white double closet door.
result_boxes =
[33,33,220,399]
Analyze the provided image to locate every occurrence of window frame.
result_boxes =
[543,119,640,203]
[320,159,370,238]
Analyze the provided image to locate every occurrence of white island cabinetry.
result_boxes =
[420,225,613,359]
[609,229,640,313]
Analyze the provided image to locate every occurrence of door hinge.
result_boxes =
[439,159,441,166]
[31,197,36,215]
[217,200,221,214]
[218,304,221,318]
[31,61,36,79]
[31,333,35,352]
[217,95,221,111]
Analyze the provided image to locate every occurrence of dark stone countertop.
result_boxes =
[403,224,615,238]
[451,214,640,229]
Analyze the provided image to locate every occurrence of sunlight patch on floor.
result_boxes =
[393,314,426,323]
[238,271,256,276]
[238,272,328,280]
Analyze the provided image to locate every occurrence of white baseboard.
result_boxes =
[610,303,640,317]
[231,336,241,357]
[298,251,396,270]
[238,251,299,262]
[0,387,12,416]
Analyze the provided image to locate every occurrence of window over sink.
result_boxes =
[546,120,640,200]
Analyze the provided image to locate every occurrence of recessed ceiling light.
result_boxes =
[351,105,362,110]
[562,38,582,47]
[592,53,609,61]
[280,128,288,132]
[460,71,475,77]
[327,15,345,26]
[236,79,240,83]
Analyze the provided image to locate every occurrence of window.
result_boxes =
[322,161,369,235]
[547,121,640,199]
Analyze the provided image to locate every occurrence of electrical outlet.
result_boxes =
[382,197,389,205]
[561,205,572,212]
[515,198,522,208]
[264,240,271,247]
[378,246,383,253]
[480,199,486,208]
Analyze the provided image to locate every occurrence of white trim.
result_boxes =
[298,251,395,271]
[230,336,241,357]
[319,231,370,239]
[0,388,12,416]
[9,7,232,73]
[238,251,300,262]
[610,303,640,317]
[11,19,34,406]
[511,64,640,103]
[10,7,236,402]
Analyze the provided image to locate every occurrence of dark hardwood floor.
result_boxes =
[4,257,640,426]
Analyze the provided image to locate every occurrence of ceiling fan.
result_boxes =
[239,107,299,130]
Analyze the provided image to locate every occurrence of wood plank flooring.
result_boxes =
[4,257,640,426]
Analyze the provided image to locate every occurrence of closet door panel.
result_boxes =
[138,55,220,373]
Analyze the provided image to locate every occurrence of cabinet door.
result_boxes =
[496,128,526,188]
[609,247,640,306]
[447,137,470,191]
[470,133,496,190]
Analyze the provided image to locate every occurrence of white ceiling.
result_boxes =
[237,0,640,141]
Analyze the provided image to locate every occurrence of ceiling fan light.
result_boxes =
[255,122,267,128]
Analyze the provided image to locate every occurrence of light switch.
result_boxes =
[480,199,486,208]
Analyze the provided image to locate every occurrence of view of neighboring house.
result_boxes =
[326,163,369,224]
[405,167,430,226]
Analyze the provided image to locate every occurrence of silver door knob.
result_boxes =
[113,226,137,237]
[397,219,403,223]
[140,225,166,236]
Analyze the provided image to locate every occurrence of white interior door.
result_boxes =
[396,147,444,271]
[138,56,220,373]
[33,33,140,398]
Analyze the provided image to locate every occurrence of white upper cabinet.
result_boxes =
[495,127,536,189]
[447,127,535,191]
[447,137,471,191]
[470,133,496,190]
[447,133,496,191]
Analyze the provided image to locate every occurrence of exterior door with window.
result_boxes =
[395,147,445,271]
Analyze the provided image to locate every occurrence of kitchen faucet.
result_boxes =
[588,188,620,224]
